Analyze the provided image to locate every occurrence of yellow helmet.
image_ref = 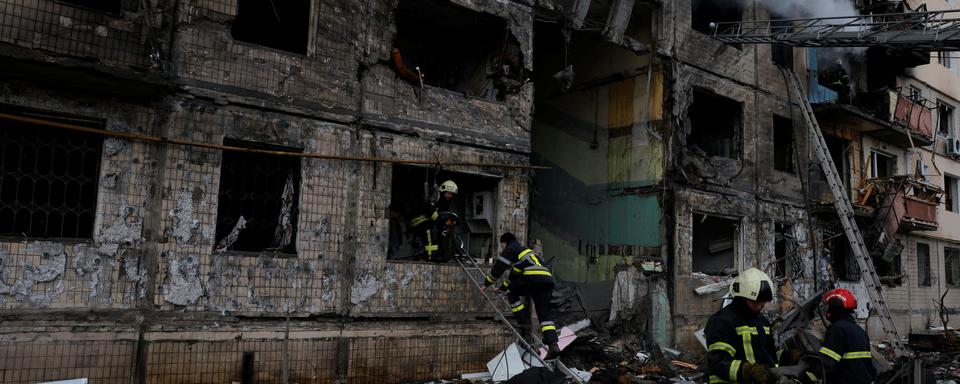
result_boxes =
[730,267,774,302]
[439,180,458,194]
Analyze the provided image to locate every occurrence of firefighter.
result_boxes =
[409,180,457,262]
[802,288,876,384]
[705,268,779,384]
[481,232,561,359]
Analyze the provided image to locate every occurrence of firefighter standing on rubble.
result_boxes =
[410,180,458,263]
[800,288,876,384]
[705,268,779,384]
[481,232,562,359]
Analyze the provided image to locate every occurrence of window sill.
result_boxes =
[215,249,298,258]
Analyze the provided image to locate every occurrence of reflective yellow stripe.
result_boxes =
[736,326,759,364]
[518,249,533,258]
[502,280,510,288]
[776,349,783,367]
[430,211,439,220]
[819,347,842,361]
[764,326,771,335]
[709,375,732,384]
[522,270,553,276]
[410,216,429,227]
[729,359,741,382]
[708,342,737,357]
[511,304,525,313]
[541,325,557,331]
[512,267,522,272]
[485,275,495,284]
[842,351,872,359]
[806,372,819,381]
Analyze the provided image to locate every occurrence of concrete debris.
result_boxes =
[214,216,247,254]
[694,277,734,295]
[350,271,383,306]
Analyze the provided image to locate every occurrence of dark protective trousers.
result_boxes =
[506,281,558,343]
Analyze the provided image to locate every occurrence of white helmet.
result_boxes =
[439,180,458,194]
[730,267,775,302]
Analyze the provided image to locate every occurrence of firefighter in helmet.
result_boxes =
[801,288,876,384]
[705,268,779,384]
[409,180,458,262]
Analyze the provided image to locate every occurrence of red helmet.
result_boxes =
[823,288,857,310]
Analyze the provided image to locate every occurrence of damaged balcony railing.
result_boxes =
[890,88,936,141]
[711,9,960,50]
[863,176,943,244]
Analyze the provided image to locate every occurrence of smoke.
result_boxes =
[762,0,858,19]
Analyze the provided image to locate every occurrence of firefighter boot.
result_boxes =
[545,342,562,360]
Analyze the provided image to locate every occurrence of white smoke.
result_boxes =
[762,0,858,19]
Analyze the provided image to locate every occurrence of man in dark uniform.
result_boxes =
[705,267,779,384]
[482,232,561,359]
[409,180,457,262]
[802,288,876,384]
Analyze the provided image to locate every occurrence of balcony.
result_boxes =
[864,176,942,233]
[813,89,935,147]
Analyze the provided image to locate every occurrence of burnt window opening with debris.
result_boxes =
[917,243,932,287]
[231,0,311,55]
[773,115,796,174]
[214,139,301,254]
[58,0,123,15]
[824,135,851,193]
[692,0,742,43]
[873,239,903,286]
[774,223,795,278]
[388,165,499,263]
[938,101,955,137]
[392,0,523,101]
[945,174,958,213]
[0,109,103,239]
[870,150,896,178]
[946,247,960,287]
[689,89,742,159]
[829,232,861,281]
[692,214,739,276]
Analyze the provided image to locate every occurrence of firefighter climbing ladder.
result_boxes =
[451,232,584,383]
[784,69,910,358]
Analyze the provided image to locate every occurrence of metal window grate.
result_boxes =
[215,138,302,254]
[0,114,103,239]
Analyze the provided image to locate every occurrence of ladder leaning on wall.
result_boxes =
[784,69,911,358]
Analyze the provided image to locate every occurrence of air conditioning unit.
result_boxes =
[948,137,960,157]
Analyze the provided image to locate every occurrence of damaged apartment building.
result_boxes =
[1,0,959,383]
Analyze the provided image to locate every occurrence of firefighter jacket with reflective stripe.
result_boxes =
[484,240,553,288]
[810,316,875,384]
[705,300,777,384]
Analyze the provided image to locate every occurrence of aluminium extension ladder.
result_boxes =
[784,69,911,357]
[450,231,584,383]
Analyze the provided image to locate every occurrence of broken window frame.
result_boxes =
[938,101,955,138]
[688,88,743,159]
[691,212,740,276]
[213,138,302,255]
[230,0,316,56]
[773,222,797,279]
[691,0,744,49]
[869,150,897,179]
[391,0,522,101]
[939,51,954,69]
[945,174,959,213]
[917,242,932,287]
[0,107,104,240]
[772,115,796,174]
[945,247,960,288]
[387,164,501,264]
[909,86,923,102]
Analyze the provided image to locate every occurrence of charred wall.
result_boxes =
[0,0,533,381]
